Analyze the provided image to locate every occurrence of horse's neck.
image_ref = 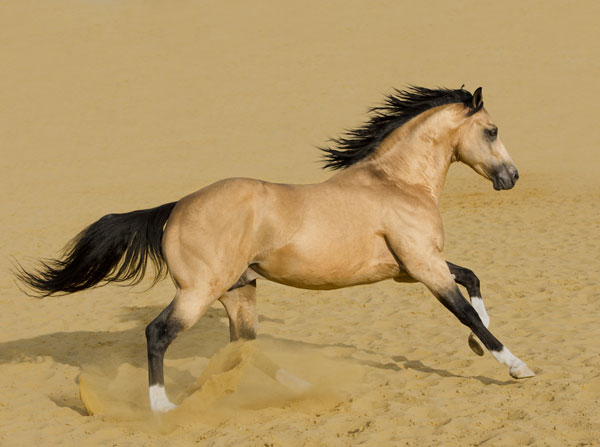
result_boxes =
[364,106,460,200]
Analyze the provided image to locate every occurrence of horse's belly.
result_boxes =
[251,237,402,290]
[252,261,400,290]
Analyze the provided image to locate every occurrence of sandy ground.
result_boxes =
[1,1,599,446]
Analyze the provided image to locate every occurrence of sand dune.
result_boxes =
[1,1,599,446]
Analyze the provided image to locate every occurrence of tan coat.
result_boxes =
[163,102,517,328]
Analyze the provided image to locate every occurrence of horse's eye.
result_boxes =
[485,128,498,140]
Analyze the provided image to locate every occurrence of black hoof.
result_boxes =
[468,333,484,356]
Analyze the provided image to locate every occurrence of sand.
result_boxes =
[1,1,599,446]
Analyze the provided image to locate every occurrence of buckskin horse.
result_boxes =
[16,86,534,412]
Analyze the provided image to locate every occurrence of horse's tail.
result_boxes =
[15,202,177,297]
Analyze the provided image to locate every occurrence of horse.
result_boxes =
[16,86,534,413]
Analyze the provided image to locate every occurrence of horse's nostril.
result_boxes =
[513,170,519,181]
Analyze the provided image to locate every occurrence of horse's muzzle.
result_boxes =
[492,165,519,191]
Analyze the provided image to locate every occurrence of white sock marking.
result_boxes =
[471,296,490,328]
[492,347,534,378]
[149,385,176,412]
[491,347,523,368]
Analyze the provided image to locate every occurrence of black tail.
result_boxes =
[15,202,177,297]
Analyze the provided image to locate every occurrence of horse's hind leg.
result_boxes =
[145,286,218,412]
[219,281,312,393]
[447,262,489,356]
[219,281,258,342]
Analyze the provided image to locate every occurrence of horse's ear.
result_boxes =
[472,87,483,109]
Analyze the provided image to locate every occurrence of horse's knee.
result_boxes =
[448,262,481,293]
[464,268,480,291]
[455,266,480,291]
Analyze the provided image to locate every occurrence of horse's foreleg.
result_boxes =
[447,262,489,356]
[145,287,216,412]
[436,286,534,378]
[219,281,258,341]
[405,256,534,379]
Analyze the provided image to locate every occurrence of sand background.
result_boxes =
[1,1,599,446]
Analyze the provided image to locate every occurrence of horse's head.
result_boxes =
[456,88,519,190]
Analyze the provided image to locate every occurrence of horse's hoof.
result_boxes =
[468,333,484,356]
[509,363,535,379]
[152,401,177,413]
[149,385,177,413]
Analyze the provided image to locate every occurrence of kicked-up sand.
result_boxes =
[1,1,599,446]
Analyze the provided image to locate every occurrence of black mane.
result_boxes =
[320,86,481,170]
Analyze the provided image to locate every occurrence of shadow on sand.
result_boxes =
[0,302,516,415]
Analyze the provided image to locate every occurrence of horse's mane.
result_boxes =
[320,86,482,170]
